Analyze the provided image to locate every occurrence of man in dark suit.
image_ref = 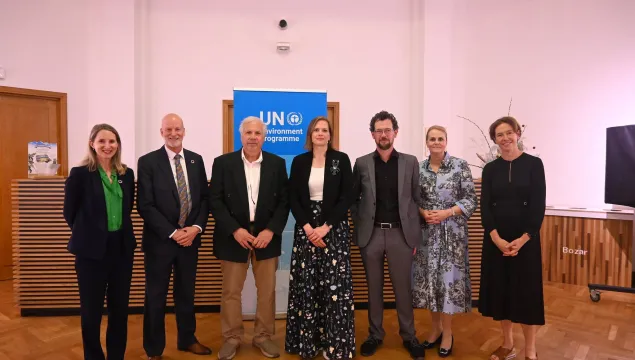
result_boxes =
[209,116,289,360]
[351,111,425,359]
[137,113,211,360]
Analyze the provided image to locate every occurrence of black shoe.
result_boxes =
[422,332,442,349]
[403,338,425,358]
[360,337,383,356]
[438,336,453,358]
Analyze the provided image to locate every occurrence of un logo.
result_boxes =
[287,112,302,126]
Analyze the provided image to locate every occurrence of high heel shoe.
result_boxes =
[438,335,453,358]
[422,332,443,349]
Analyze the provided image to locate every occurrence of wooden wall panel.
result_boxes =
[13,178,630,314]
[468,180,484,301]
[540,215,633,287]
[11,179,394,314]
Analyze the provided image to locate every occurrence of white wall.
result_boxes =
[422,0,635,209]
[141,0,417,169]
[0,0,90,166]
[0,0,137,169]
[2,0,635,209]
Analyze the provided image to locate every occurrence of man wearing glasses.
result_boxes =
[350,111,425,359]
[208,116,290,360]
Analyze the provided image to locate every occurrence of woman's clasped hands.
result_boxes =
[420,208,452,225]
[303,223,329,248]
[493,236,529,257]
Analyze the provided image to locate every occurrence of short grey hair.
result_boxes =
[238,116,267,135]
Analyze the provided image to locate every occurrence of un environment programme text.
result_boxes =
[265,128,303,143]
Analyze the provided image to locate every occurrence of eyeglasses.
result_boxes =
[374,128,393,135]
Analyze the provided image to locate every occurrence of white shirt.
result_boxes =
[242,150,263,222]
[164,145,201,236]
[308,167,324,201]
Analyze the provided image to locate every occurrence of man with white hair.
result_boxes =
[209,116,290,360]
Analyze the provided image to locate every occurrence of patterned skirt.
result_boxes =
[284,201,356,359]
[412,222,472,314]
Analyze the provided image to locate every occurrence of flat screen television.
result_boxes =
[605,125,635,208]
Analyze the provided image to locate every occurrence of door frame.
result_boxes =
[0,86,69,176]
[222,100,340,154]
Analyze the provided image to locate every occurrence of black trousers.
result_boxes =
[75,230,134,360]
[143,241,199,357]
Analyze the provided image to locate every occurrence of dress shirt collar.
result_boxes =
[164,145,185,161]
[373,148,399,159]
[424,151,451,171]
[241,149,263,164]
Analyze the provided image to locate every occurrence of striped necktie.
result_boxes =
[174,154,190,227]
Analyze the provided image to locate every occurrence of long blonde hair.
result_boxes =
[80,124,127,175]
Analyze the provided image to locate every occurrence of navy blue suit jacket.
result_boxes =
[63,165,137,260]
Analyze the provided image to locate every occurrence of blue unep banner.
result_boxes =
[233,88,327,316]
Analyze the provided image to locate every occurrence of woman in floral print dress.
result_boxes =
[412,125,477,358]
[285,116,355,360]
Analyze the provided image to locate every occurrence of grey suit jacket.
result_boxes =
[350,151,422,249]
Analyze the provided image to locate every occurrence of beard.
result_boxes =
[376,138,393,150]
[166,138,182,147]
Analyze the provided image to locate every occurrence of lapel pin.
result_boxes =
[191,160,195,163]
[330,159,340,175]
[118,180,123,184]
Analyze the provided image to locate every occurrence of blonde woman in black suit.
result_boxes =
[285,116,356,360]
[63,124,136,360]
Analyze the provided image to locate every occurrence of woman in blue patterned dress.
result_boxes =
[412,125,477,358]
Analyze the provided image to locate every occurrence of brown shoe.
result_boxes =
[178,341,213,355]
[218,341,240,360]
[252,338,280,358]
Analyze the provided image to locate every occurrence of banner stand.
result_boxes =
[233,88,328,318]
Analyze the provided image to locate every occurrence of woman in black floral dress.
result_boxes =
[285,116,356,360]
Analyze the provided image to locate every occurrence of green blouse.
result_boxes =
[98,167,123,231]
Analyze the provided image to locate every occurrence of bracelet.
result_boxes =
[449,208,455,216]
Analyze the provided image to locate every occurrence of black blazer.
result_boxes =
[209,150,290,263]
[136,146,209,250]
[63,165,136,260]
[289,149,353,228]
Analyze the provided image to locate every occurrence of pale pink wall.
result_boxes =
[85,0,137,170]
[141,0,416,173]
[423,0,635,209]
[422,0,469,161]
[0,0,90,167]
[3,0,635,210]
[0,0,137,170]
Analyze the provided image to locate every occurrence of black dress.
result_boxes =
[478,152,546,325]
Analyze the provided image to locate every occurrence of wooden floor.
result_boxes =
[2,281,635,359]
